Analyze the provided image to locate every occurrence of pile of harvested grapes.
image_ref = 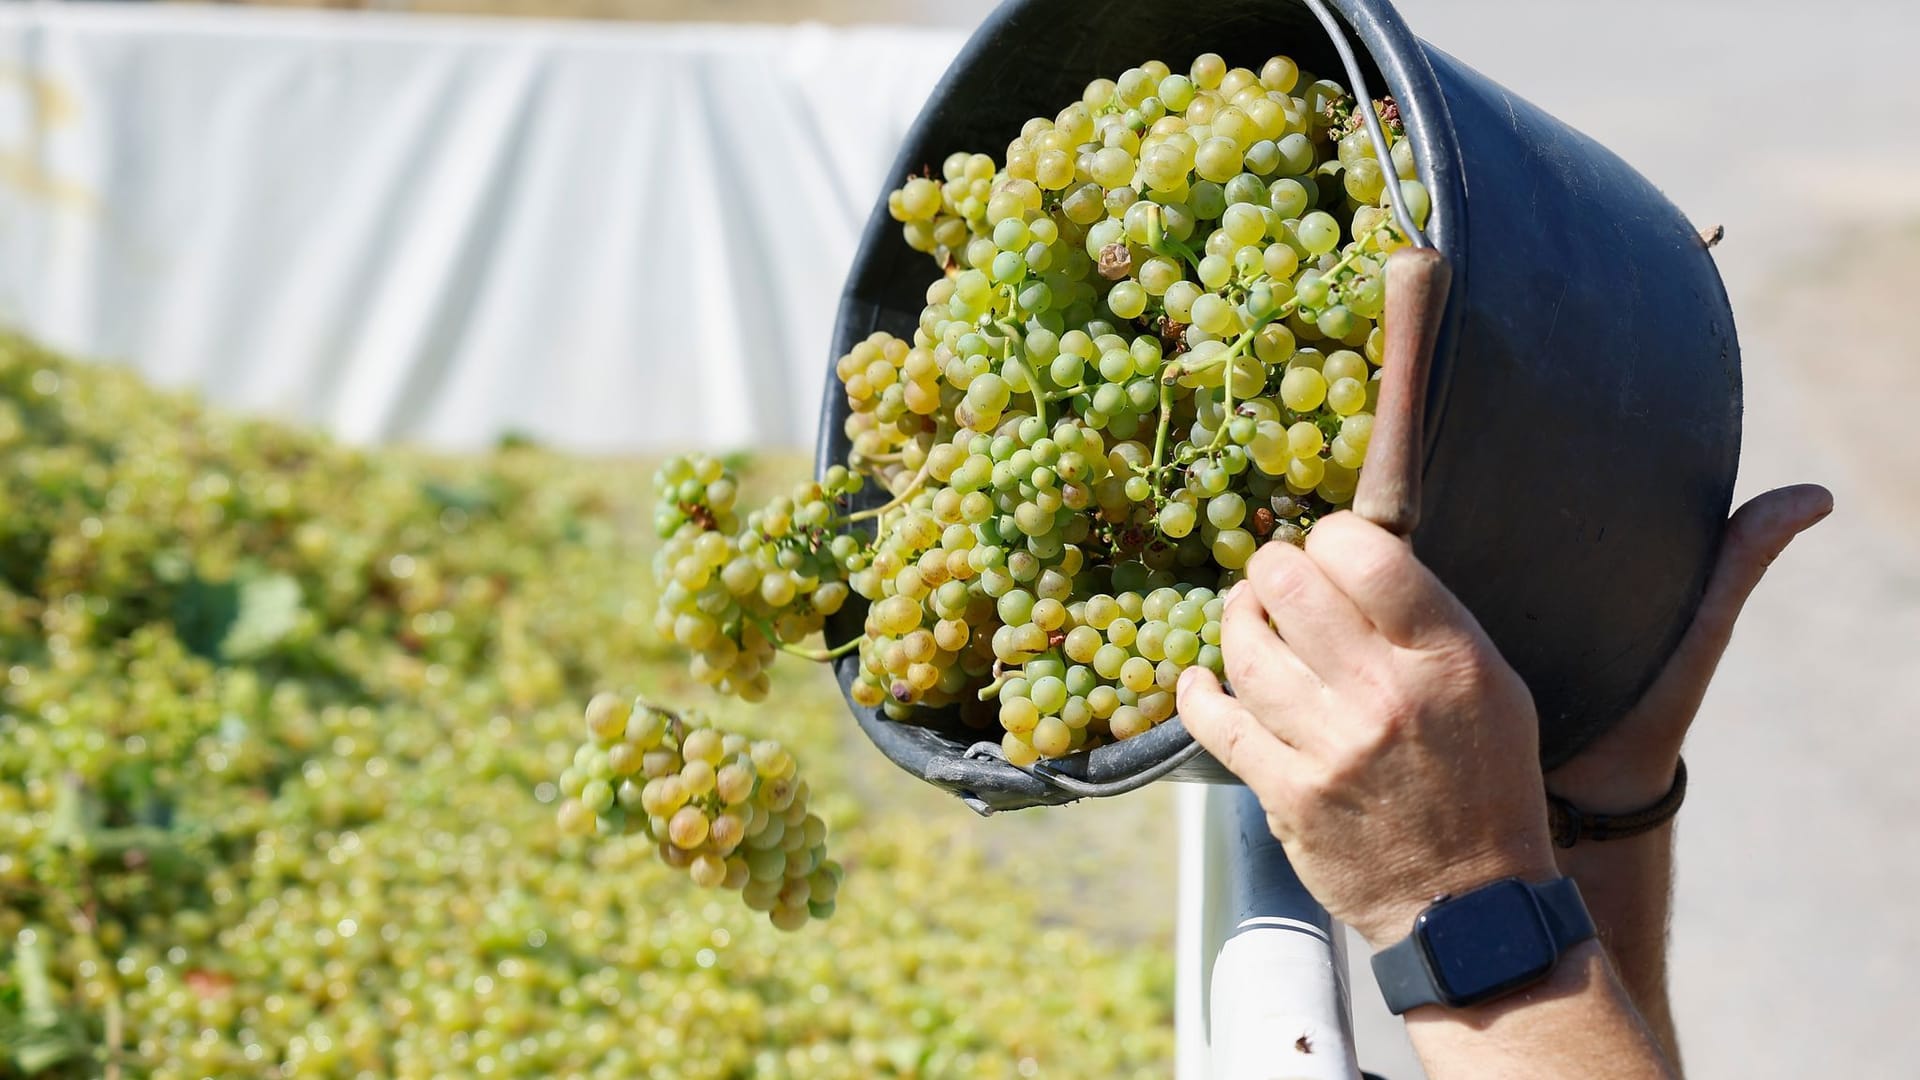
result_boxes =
[559,50,1426,908]
[0,336,1173,1079]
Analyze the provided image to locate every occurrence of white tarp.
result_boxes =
[0,3,963,450]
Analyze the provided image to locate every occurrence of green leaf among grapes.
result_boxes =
[421,479,499,516]
[172,569,303,662]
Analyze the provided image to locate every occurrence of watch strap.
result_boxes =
[1547,758,1688,848]
[1534,875,1596,948]
[1371,929,1442,1014]
[1370,877,1595,1015]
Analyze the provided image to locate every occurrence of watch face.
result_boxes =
[1417,879,1556,1003]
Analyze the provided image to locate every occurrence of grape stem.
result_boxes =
[1145,204,1203,271]
[1042,383,1088,402]
[975,672,1011,701]
[836,455,935,526]
[1216,350,1239,456]
[751,615,863,662]
[1149,379,1176,494]
[777,638,863,662]
[996,304,1055,430]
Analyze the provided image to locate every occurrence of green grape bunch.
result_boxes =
[650,457,867,702]
[646,50,1428,772]
[636,50,1427,771]
[556,695,840,931]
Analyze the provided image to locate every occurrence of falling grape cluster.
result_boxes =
[555,695,841,931]
[649,51,1428,768]
[650,459,866,702]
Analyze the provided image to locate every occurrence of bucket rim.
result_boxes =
[1327,0,1470,486]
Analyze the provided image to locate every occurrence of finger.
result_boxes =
[1689,484,1833,648]
[1217,584,1324,747]
[1178,665,1304,809]
[1242,539,1388,684]
[1217,581,1306,683]
[1636,484,1833,719]
[1304,510,1477,649]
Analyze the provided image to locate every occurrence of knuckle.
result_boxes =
[1348,708,1409,759]
[1300,514,1342,558]
[1223,643,1264,689]
[1371,688,1419,735]
[1427,636,1500,694]
[1262,809,1299,845]
[1221,596,1266,634]
[1251,549,1309,606]
[1307,753,1360,797]
[1310,516,1405,587]
[1214,713,1246,767]
[1337,678,1418,754]
[1246,542,1292,581]
[1303,510,1370,559]
[1205,706,1251,770]
[1304,509,1356,544]
[1345,544,1403,599]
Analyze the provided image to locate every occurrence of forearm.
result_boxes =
[1545,753,1684,1067]
[1555,822,1679,1065]
[1404,940,1674,1080]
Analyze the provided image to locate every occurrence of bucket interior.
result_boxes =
[819,0,1463,803]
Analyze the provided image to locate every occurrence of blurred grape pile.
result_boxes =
[0,334,1172,1079]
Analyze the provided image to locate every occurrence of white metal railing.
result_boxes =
[1178,783,1364,1080]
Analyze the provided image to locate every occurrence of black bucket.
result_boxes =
[815,0,1741,813]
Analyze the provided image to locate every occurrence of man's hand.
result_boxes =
[1180,509,1686,1078]
[1543,484,1830,1072]
[1176,510,1558,947]
[1547,484,1833,810]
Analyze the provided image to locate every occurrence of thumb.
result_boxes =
[1636,484,1833,722]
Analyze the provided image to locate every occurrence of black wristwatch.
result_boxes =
[1371,877,1595,1014]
